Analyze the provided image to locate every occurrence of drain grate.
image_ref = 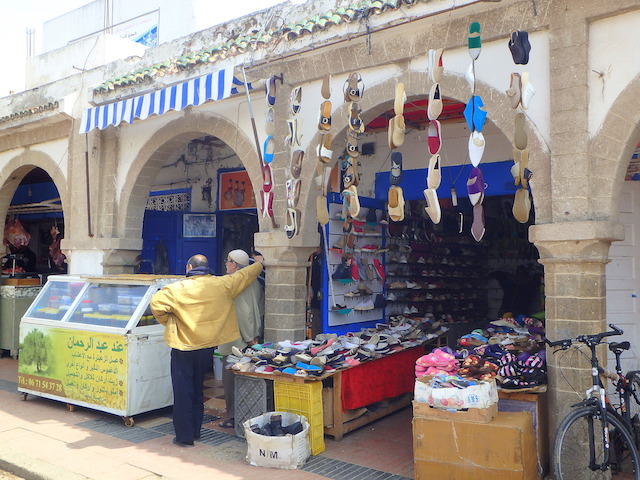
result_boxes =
[302,456,411,480]
[0,378,17,393]
[197,427,241,447]
[78,417,165,443]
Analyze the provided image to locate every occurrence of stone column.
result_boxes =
[255,232,318,343]
[530,221,623,451]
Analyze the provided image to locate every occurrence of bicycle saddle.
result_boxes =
[609,341,630,352]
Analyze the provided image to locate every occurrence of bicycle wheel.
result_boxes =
[554,406,640,480]
[626,372,640,447]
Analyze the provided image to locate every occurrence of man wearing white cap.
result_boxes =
[150,253,263,447]
[217,249,265,429]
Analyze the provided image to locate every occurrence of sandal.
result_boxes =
[219,418,235,429]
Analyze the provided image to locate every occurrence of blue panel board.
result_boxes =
[374,160,517,201]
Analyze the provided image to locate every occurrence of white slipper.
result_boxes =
[423,188,441,224]
[428,48,444,83]
[520,72,535,110]
[394,82,406,116]
[317,133,333,163]
[427,154,441,190]
[468,131,485,167]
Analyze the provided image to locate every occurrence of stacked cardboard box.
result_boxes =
[413,406,537,480]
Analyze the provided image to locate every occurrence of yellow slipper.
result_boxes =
[388,185,405,222]
[513,187,531,223]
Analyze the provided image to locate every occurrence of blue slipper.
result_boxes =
[265,76,277,106]
[463,96,487,132]
[389,151,402,186]
[263,136,275,164]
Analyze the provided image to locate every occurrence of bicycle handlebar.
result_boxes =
[545,323,623,349]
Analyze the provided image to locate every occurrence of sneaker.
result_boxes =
[417,256,426,264]
[361,244,378,252]
[386,292,397,301]
[405,281,417,289]
[354,298,375,311]
[399,245,412,253]
[399,255,408,264]
[389,281,406,289]
[373,259,385,280]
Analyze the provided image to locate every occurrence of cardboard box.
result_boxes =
[244,411,311,470]
[413,400,498,424]
[499,390,549,478]
[414,376,498,409]
[413,411,537,480]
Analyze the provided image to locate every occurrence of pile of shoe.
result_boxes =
[497,349,547,389]
[458,354,498,381]
[415,348,459,378]
[248,413,304,437]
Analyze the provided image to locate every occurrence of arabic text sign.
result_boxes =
[18,326,127,410]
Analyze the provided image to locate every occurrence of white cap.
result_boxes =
[228,249,250,266]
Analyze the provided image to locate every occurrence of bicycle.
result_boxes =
[600,339,640,448]
[547,324,640,479]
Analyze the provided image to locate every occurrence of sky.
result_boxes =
[0,0,287,97]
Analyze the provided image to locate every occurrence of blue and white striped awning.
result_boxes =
[80,68,235,133]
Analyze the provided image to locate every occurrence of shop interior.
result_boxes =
[2,167,66,279]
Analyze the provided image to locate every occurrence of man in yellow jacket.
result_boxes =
[150,253,263,447]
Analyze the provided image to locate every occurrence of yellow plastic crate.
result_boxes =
[274,380,325,455]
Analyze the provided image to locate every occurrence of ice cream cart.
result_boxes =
[17,274,183,426]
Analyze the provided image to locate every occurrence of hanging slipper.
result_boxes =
[342,156,359,188]
[346,132,360,157]
[388,185,405,222]
[427,154,441,190]
[427,119,442,155]
[463,96,487,133]
[428,48,444,83]
[388,115,396,149]
[263,136,275,164]
[520,72,535,110]
[318,100,332,131]
[349,102,364,133]
[389,151,402,186]
[290,149,304,179]
[467,167,485,206]
[265,76,277,106]
[423,188,441,224]
[427,83,443,120]
[265,107,275,135]
[506,73,522,109]
[510,153,521,186]
[286,178,301,208]
[518,149,530,189]
[514,112,527,150]
[344,72,364,102]
[468,131,485,167]
[289,86,302,116]
[508,30,531,65]
[284,208,300,239]
[286,117,303,147]
[321,74,332,100]
[394,82,406,117]
[468,22,481,60]
[466,63,475,93]
[260,190,274,219]
[512,187,531,223]
[262,163,273,193]
[392,114,405,147]
[317,133,333,163]
[345,185,360,217]
[316,194,329,225]
[471,203,485,242]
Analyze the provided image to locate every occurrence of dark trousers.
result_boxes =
[170,347,213,443]
[222,355,235,418]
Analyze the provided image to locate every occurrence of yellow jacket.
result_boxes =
[150,262,263,351]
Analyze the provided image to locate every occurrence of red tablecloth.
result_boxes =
[341,346,424,410]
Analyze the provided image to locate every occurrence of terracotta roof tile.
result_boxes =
[94,0,429,94]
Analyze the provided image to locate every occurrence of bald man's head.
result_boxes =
[187,254,209,269]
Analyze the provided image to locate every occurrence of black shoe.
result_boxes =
[194,432,201,440]
[173,437,194,448]
[285,421,303,435]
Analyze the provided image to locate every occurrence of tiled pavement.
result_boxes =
[0,356,415,480]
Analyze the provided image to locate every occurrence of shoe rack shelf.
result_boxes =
[384,220,489,324]
[322,195,387,334]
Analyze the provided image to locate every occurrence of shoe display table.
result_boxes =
[235,344,427,441]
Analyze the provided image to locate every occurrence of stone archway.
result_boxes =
[0,150,68,226]
[118,111,260,242]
